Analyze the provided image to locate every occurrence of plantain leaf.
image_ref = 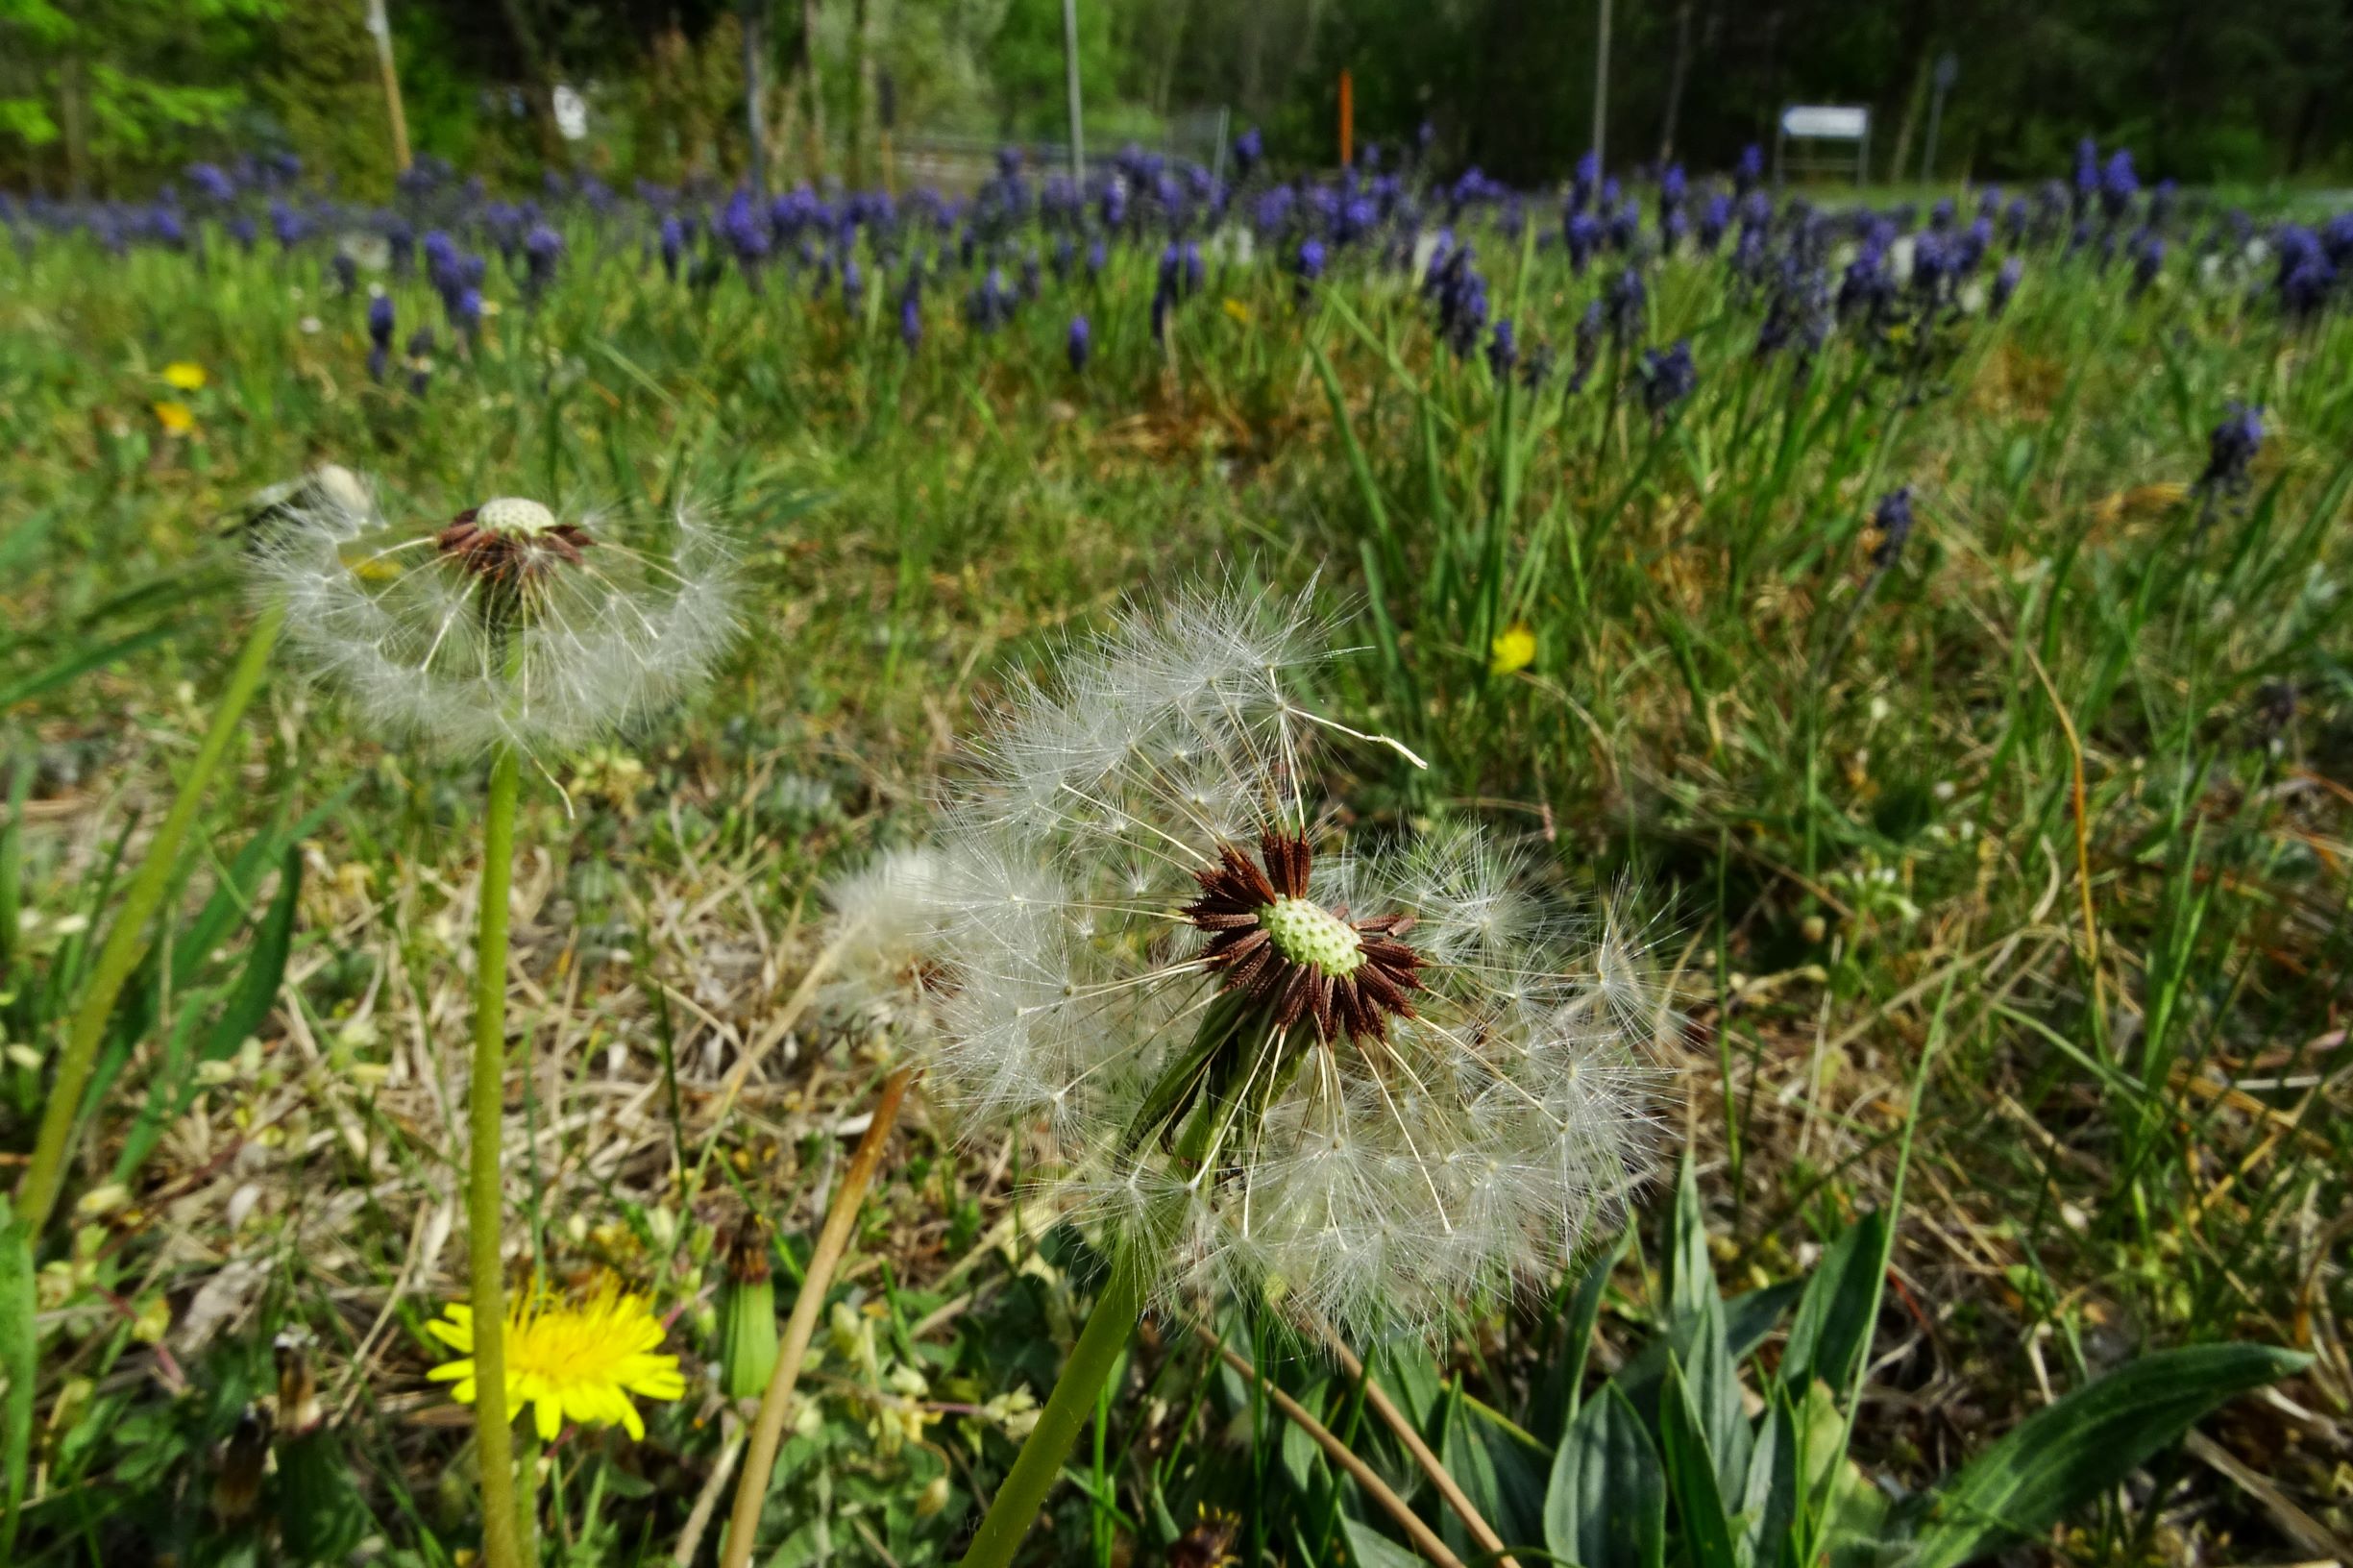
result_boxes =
[1339,1513,1426,1568]
[1659,1357,1742,1568]
[1902,1343,2307,1568]
[1780,1209,1888,1395]
[1546,1383,1665,1568]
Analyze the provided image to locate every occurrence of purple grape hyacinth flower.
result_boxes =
[2196,404,2263,498]
[1870,487,1915,569]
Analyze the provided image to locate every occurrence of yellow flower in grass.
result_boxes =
[161,361,208,391]
[427,1280,685,1440]
[1488,621,1536,675]
[152,400,196,436]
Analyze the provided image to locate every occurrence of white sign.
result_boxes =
[552,84,589,141]
[1779,105,1869,140]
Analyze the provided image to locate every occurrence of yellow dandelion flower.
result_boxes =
[426,1280,685,1441]
[1488,621,1536,675]
[152,401,196,436]
[1220,297,1252,324]
[160,361,208,391]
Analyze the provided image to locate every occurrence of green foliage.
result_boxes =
[1902,1345,2313,1568]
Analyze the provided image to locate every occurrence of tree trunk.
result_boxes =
[848,0,875,187]
[494,0,564,162]
[1656,0,1694,165]
[1885,48,1929,186]
[762,0,824,187]
[1152,0,1191,121]
[59,50,88,197]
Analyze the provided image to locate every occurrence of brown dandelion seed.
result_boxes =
[1182,829,1422,1041]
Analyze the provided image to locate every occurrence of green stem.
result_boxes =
[955,1248,1144,1568]
[470,744,525,1568]
[515,1420,543,1565]
[959,1005,1268,1568]
[14,600,285,1237]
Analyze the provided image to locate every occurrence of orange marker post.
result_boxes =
[1338,69,1354,168]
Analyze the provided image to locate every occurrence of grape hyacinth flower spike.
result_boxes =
[2195,403,2264,516]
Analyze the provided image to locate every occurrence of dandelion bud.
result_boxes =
[212,1405,270,1523]
[273,1328,371,1561]
[275,1327,322,1436]
[717,1216,780,1402]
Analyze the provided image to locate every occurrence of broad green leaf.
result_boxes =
[1781,1209,1889,1395]
[1738,1392,1798,1568]
[1904,1344,2307,1568]
[1546,1384,1665,1568]
[1537,1230,1627,1438]
[1666,1155,1715,1325]
[1340,1513,1426,1568]
[1439,1386,1507,1561]
[1659,1358,1741,1568]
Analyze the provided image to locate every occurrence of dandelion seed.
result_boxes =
[248,482,738,758]
[427,1280,686,1441]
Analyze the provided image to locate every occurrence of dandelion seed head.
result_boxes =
[921,584,1660,1341]
[248,478,739,758]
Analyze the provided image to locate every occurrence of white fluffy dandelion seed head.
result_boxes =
[247,479,740,757]
[821,847,953,1031]
[919,584,1663,1343]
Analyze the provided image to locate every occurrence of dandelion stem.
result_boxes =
[719,1064,916,1568]
[468,742,525,1568]
[954,1237,1145,1568]
[959,1025,1247,1568]
[15,600,285,1237]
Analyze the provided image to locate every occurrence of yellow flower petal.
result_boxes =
[161,361,207,391]
[1488,623,1536,676]
[427,1276,681,1442]
[151,401,195,435]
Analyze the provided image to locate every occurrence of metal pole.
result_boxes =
[364,0,413,174]
[742,0,769,199]
[1061,0,1085,183]
[1591,0,1612,169]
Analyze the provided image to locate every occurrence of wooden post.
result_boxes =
[364,0,413,175]
[1592,0,1611,169]
[1061,0,1086,182]
[1337,68,1353,168]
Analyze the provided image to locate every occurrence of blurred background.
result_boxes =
[7,0,2351,199]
